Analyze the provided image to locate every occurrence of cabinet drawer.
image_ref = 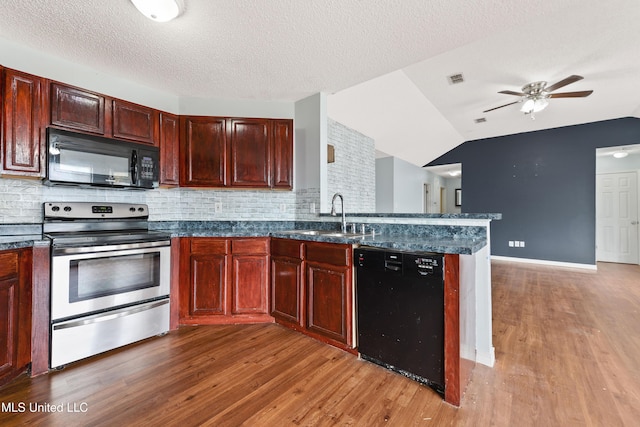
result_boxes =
[0,251,19,281]
[271,238,303,259]
[190,238,230,254]
[232,238,269,255]
[305,242,351,266]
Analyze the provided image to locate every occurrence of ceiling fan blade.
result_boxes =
[483,101,520,113]
[549,90,593,98]
[498,90,526,96]
[545,75,584,92]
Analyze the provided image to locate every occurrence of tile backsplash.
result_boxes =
[0,177,298,223]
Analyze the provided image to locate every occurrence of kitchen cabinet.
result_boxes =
[270,238,354,349]
[271,119,293,189]
[179,237,271,324]
[180,116,227,187]
[50,82,159,146]
[270,238,304,326]
[305,242,353,346]
[2,68,48,177]
[229,118,271,187]
[180,116,293,189]
[0,248,32,387]
[159,112,180,186]
[231,238,270,315]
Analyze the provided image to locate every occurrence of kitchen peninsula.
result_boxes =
[1,212,498,406]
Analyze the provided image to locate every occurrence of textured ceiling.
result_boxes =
[1,0,639,167]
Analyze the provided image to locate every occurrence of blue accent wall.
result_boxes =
[426,117,640,265]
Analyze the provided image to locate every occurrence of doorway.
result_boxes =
[596,145,640,264]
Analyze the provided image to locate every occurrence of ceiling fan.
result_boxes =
[483,75,593,119]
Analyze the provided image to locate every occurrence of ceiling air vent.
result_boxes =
[447,73,465,85]
[474,117,487,124]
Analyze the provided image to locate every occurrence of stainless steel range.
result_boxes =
[44,202,171,368]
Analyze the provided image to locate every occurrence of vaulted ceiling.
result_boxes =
[1,0,638,167]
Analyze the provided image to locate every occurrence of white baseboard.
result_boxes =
[491,255,597,270]
[476,346,495,368]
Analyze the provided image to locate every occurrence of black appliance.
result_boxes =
[46,128,159,189]
[355,247,445,396]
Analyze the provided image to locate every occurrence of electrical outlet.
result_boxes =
[280,203,287,213]
[214,202,222,213]
[309,202,316,213]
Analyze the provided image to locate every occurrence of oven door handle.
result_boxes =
[52,299,169,331]
[52,239,170,255]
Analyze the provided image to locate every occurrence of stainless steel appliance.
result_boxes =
[46,128,159,189]
[44,202,171,368]
[355,247,445,396]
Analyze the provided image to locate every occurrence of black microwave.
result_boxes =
[45,128,159,189]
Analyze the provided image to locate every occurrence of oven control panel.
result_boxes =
[44,202,149,219]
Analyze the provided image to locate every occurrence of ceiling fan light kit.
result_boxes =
[484,75,593,119]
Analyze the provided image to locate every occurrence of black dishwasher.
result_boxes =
[355,247,445,396]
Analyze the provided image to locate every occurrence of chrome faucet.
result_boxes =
[330,192,347,233]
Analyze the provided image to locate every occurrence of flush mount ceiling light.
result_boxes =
[613,151,629,158]
[131,0,182,22]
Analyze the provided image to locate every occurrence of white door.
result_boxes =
[596,172,639,264]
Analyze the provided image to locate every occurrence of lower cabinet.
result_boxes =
[271,238,354,350]
[179,237,271,324]
[0,248,32,387]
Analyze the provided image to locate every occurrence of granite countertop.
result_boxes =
[1,218,491,255]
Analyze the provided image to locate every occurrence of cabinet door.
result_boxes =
[50,83,105,134]
[186,239,230,317]
[306,262,350,344]
[180,116,227,186]
[159,112,179,186]
[271,119,293,189]
[271,256,303,325]
[112,99,158,145]
[229,118,271,187]
[2,69,47,176]
[232,254,269,315]
[0,249,31,387]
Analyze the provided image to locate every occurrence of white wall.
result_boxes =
[327,119,375,213]
[375,157,395,212]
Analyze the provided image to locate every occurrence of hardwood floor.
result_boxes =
[1,260,639,426]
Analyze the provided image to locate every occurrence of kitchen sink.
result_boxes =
[279,230,371,238]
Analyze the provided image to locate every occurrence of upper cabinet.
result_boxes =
[180,116,293,189]
[1,68,48,177]
[229,118,271,187]
[50,82,159,146]
[50,83,105,134]
[159,112,180,186]
[180,116,227,187]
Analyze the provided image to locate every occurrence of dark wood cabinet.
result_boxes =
[270,239,354,349]
[180,116,293,189]
[50,82,159,146]
[305,242,352,346]
[180,238,230,319]
[270,238,304,326]
[112,99,159,145]
[50,83,105,134]
[229,118,271,187]
[231,238,269,315]
[0,248,32,387]
[179,237,272,324]
[2,68,47,176]
[159,112,180,186]
[271,119,293,189]
[180,116,227,187]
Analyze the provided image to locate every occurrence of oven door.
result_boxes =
[50,242,170,321]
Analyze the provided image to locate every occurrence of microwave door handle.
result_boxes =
[131,150,138,184]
